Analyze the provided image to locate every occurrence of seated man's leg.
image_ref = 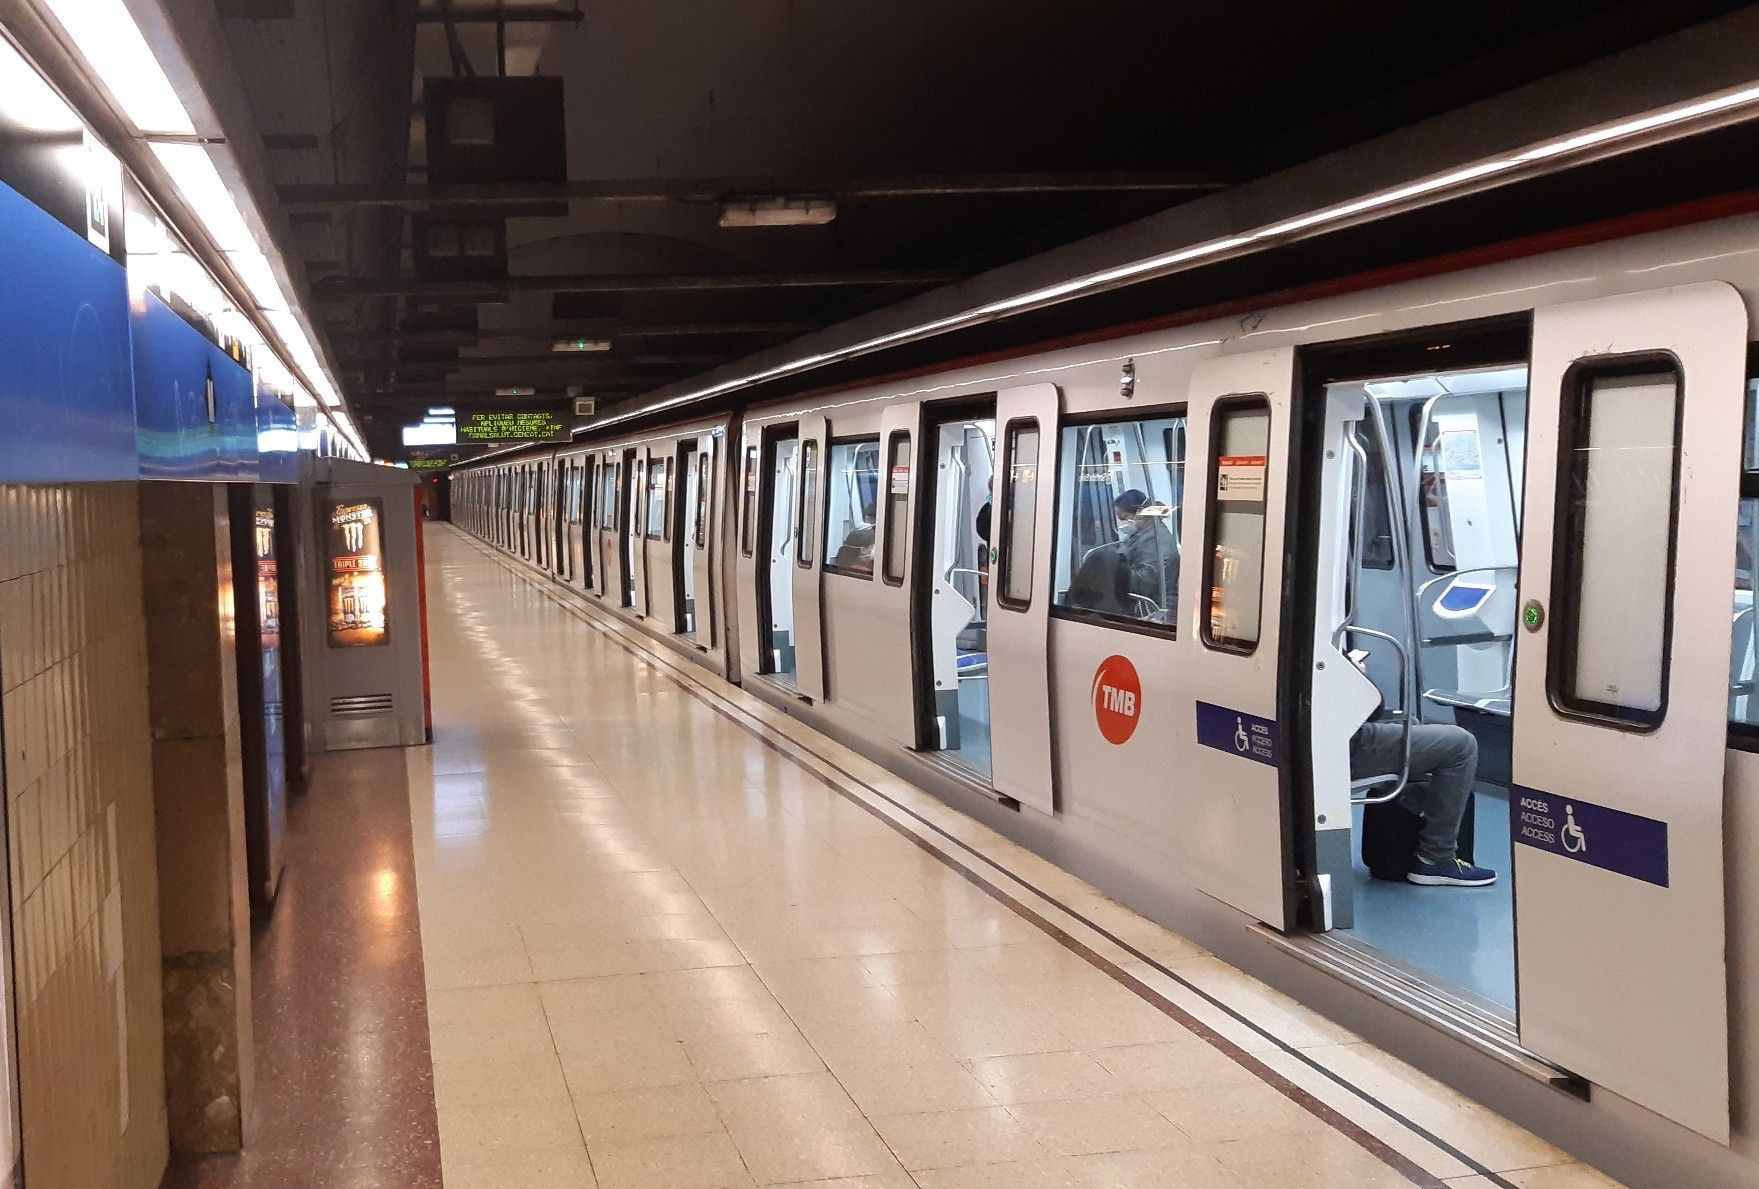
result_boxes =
[1406,723,1477,867]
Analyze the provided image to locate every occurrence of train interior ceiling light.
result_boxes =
[591,77,1759,436]
[719,196,838,228]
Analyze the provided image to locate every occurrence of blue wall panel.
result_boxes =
[0,179,137,481]
[132,292,269,482]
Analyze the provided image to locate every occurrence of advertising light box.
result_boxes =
[326,499,389,647]
[455,408,570,443]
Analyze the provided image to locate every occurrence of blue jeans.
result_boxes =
[1351,722,1478,866]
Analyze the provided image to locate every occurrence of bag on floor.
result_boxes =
[1361,784,1476,881]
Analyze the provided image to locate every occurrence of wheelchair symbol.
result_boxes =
[1561,805,1588,855]
[1233,717,1250,753]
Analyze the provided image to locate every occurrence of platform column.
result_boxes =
[139,484,254,1155]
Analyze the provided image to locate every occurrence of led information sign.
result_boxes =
[455,409,570,443]
[326,500,389,648]
[407,458,450,471]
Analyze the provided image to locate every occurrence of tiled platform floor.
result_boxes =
[414,526,1622,1189]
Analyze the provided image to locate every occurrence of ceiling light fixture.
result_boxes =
[495,385,537,397]
[38,0,195,136]
[719,196,837,228]
[551,337,612,353]
[584,77,1759,435]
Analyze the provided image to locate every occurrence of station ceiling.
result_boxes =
[204,0,1752,458]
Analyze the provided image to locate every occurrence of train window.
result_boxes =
[741,445,759,557]
[823,438,880,579]
[646,457,670,539]
[598,459,617,529]
[694,453,710,549]
[797,439,820,567]
[1550,361,1681,729]
[882,433,911,586]
[998,421,1041,608]
[1052,413,1185,633]
[1731,369,1759,739]
[1203,400,1270,652]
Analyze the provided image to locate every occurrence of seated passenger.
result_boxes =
[832,523,876,576]
[1113,489,1177,620]
[1063,540,1132,615]
[1350,718,1496,886]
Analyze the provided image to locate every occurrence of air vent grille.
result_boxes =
[331,693,394,718]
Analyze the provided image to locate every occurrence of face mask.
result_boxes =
[1117,517,1137,536]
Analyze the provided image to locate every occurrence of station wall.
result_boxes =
[0,484,167,1188]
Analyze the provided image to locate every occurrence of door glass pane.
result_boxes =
[797,440,819,566]
[742,446,759,556]
[1000,423,1040,607]
[824,439,879,578]
[1204,401,1271,651]
[883,434,911,585]
[1732,378,1759,730]
[1556,368,1679,724]
[646,458,668,538]
[695,454,710,548]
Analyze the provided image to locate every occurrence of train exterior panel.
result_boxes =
[453,209,1759,1185]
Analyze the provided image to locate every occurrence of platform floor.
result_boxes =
[407,525,1620,1188]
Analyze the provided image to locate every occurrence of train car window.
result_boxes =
[741,445,759,557]
[998,421,1041,608]
[646,457,670,539]
[797,440,820,567]
[823,438,880,579]
[1550,361,1681,730]
[882,433,911,586]
[1051,413,1185,634]
[1203,400,1271,653]
[1730,367,1759,741]
[598,459,617,529]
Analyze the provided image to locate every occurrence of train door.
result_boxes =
[1506,285,1743,1141]
[593,455,614,598]
[1303,324,1530,1011]
[630,451,650,614]
[643,450,673,626]
[758,427,800,685]
[619,449,637,607]
[689,437,715,648]
[791,415,828,701]
[553,462,569,579]
[1180,348,1297,929]
[914,403,996,779]
[870,406,921,746]
[570,461,589,590]
[676,439,714,640]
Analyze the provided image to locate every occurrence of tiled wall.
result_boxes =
[0,485,168,1188]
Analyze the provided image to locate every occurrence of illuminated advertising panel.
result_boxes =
[326,499,389,647]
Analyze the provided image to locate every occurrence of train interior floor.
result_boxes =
[1348,787,1516,1009]
[187,523,1623,1187]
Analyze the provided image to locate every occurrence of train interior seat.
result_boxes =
[1318,365,1529,1010]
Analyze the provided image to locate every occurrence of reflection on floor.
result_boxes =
[1348,787,1515,1008]
[952,666,992,776]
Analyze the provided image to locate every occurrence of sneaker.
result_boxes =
[1408,858,1497,887]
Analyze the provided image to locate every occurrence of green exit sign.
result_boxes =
[455,409,570,443]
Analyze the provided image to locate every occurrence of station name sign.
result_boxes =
[455,409,571,443]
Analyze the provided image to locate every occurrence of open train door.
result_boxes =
[735,433,764,678]
[1181,346,1296,930]
[986,384,1059,813]
[1511,283,1744,1142]
[791,414,829,701]
[872,403,923,746]
[689,434,716,649]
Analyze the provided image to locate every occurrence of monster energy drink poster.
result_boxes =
[327,500,389,647]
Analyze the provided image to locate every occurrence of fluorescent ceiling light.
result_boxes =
[583,79,1759,437]
[495,386,536,397]
[720,196,837,228]
[427,405,457,416]
[0,38,81,133]
[150,143,282,309]
[551,338,612,353]
[41,0,194,136]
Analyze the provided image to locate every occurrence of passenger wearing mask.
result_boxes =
[1113,488,1178,621]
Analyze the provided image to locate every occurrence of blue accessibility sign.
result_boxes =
[1513,786,1669,888]
[1194,701,1277,766]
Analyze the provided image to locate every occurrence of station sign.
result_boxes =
[454,408,571,443]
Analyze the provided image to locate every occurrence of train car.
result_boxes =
[453,205,1759,1180]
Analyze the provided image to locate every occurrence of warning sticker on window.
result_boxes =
[1215,455,1267,502]
[890,466,910,495]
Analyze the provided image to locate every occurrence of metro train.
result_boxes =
[452,204,1759,1180]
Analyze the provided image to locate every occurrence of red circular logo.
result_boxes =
[1092,654,1143,745]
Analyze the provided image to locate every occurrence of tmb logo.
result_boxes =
[1091,654,1142,745]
